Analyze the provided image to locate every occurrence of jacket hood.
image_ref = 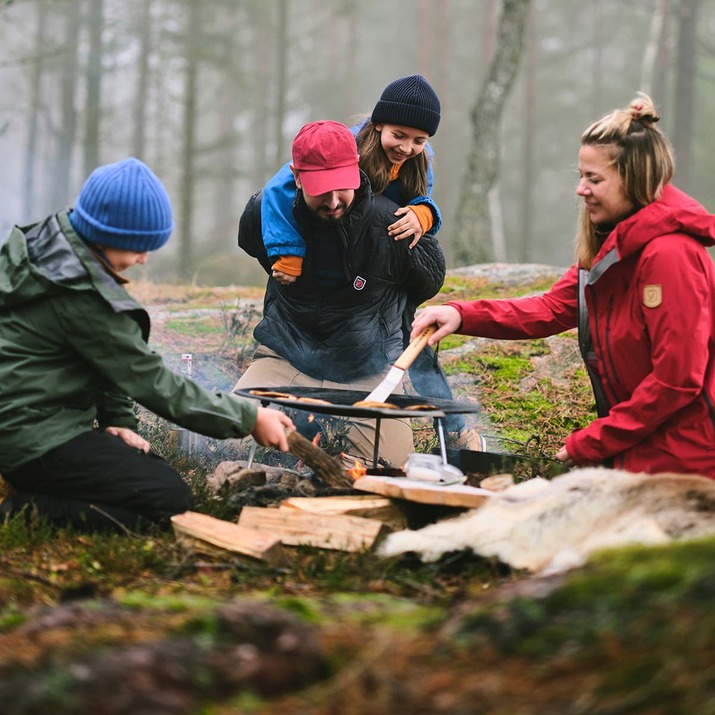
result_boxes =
[0,210,144,322]
[0,210,94,308]
[601,184,715,263]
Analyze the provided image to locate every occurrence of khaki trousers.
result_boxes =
[234,346,414,467]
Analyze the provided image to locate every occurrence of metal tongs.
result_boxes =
[404,416,465,486]
[403,453,465,485]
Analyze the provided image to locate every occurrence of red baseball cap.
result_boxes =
[292,120,360,196]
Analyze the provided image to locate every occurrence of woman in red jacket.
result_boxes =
[412,93,715,478]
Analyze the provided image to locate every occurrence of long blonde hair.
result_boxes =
[575,93,675,268]
[355,121,429,200]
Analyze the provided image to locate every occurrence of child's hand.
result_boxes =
[104,426,151,453]
[388,207,422,248]
[272,269,297,285]
[251,407,294,451]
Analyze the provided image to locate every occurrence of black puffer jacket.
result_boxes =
[239,175,446,381]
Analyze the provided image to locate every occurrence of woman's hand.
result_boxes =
[411,305,462,346]
[555,446,575,467]
[388,207,422,248]
[251,407,295,451]
[104,426,151,453]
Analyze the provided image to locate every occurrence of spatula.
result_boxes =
[363,325,437,403]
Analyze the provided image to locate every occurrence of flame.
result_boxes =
[308,414,315,423]
[341,453,367,480]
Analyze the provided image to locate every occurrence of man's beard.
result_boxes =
[310,202,350,224]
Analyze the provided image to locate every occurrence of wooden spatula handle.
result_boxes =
[394,325,438,371]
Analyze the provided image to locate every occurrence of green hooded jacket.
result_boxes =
[0,210,257,472]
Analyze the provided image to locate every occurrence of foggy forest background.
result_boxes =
[0,0,712,286]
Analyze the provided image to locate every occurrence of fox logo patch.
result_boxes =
[353,275,367,291]
[643,285,662,308]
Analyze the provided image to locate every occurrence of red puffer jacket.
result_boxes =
[449,184,715,478]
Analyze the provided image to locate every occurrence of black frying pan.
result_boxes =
[232,386,481,419]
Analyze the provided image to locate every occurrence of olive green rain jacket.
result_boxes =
[0,210,257,472]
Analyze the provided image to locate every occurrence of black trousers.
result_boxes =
[2,431,194,533]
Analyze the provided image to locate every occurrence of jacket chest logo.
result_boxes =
[643,284,662,308]
[353,275,367,291]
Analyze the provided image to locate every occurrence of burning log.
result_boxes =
[286,429,354,489]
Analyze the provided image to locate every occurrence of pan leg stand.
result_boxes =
[435,417,448,465]
[372,417,382,470]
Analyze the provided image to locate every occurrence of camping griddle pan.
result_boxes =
[232,386,481,420]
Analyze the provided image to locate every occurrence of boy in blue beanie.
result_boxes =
[0,158,293,533]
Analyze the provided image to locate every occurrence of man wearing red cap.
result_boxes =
[236,121,446,466]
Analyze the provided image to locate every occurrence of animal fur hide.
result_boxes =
[379,467,715,574]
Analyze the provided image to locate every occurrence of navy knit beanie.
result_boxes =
[69,157,174,251]
[370,74,441,136]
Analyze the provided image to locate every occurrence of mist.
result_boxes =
[1,0,713,285]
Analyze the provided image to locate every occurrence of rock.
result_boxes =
[0,600,328,714]
[217,468,268,499]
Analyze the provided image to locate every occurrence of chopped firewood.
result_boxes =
[286,429,354,489]
[171,511,286,566]
[238,506,387,552]
[354,474,492,508]
[280,496,407,530]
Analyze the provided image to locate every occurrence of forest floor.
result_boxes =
[0,265,713,714]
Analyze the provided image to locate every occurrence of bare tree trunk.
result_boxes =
[50,0,81,208]
[517,1,536,262]
[452,0,531,267]
[490,186,506,261]
[273,0,288,168]
[83,0,103,177]
[590,0,603,117]
[640,0,671,96]
[132,0,152,159]
[251,4,271,184]
[435,0,450,94]
[418,0,434,73]
[672,0,701,192]
[22,3,48,222]
[652,0,673,108]
[344,9,358,118]
[178,0,201,282]
[483,0,498,64]
[211,9,242,252]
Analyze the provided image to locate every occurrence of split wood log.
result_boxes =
[286,429,354,489]
[280,496,407,531]
[238,506,387,552]
[170,511,286,566]
[354,475,492,508]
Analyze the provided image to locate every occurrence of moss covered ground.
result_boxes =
[1,272,713,713]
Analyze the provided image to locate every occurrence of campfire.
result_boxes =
[344,456,367,481]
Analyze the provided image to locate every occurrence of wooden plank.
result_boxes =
[353,475,493,508]
[281,495,393,514]
[280,495,407,530]
[170,511,286,566]
[238,506,386,552]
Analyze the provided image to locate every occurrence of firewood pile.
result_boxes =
[172,428,496,563]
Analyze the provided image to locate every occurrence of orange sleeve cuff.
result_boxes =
[410,204,434,234]
[272,255,303,276]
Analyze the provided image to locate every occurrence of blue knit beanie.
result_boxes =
[371,74,441,136]
[69,157,174,251]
